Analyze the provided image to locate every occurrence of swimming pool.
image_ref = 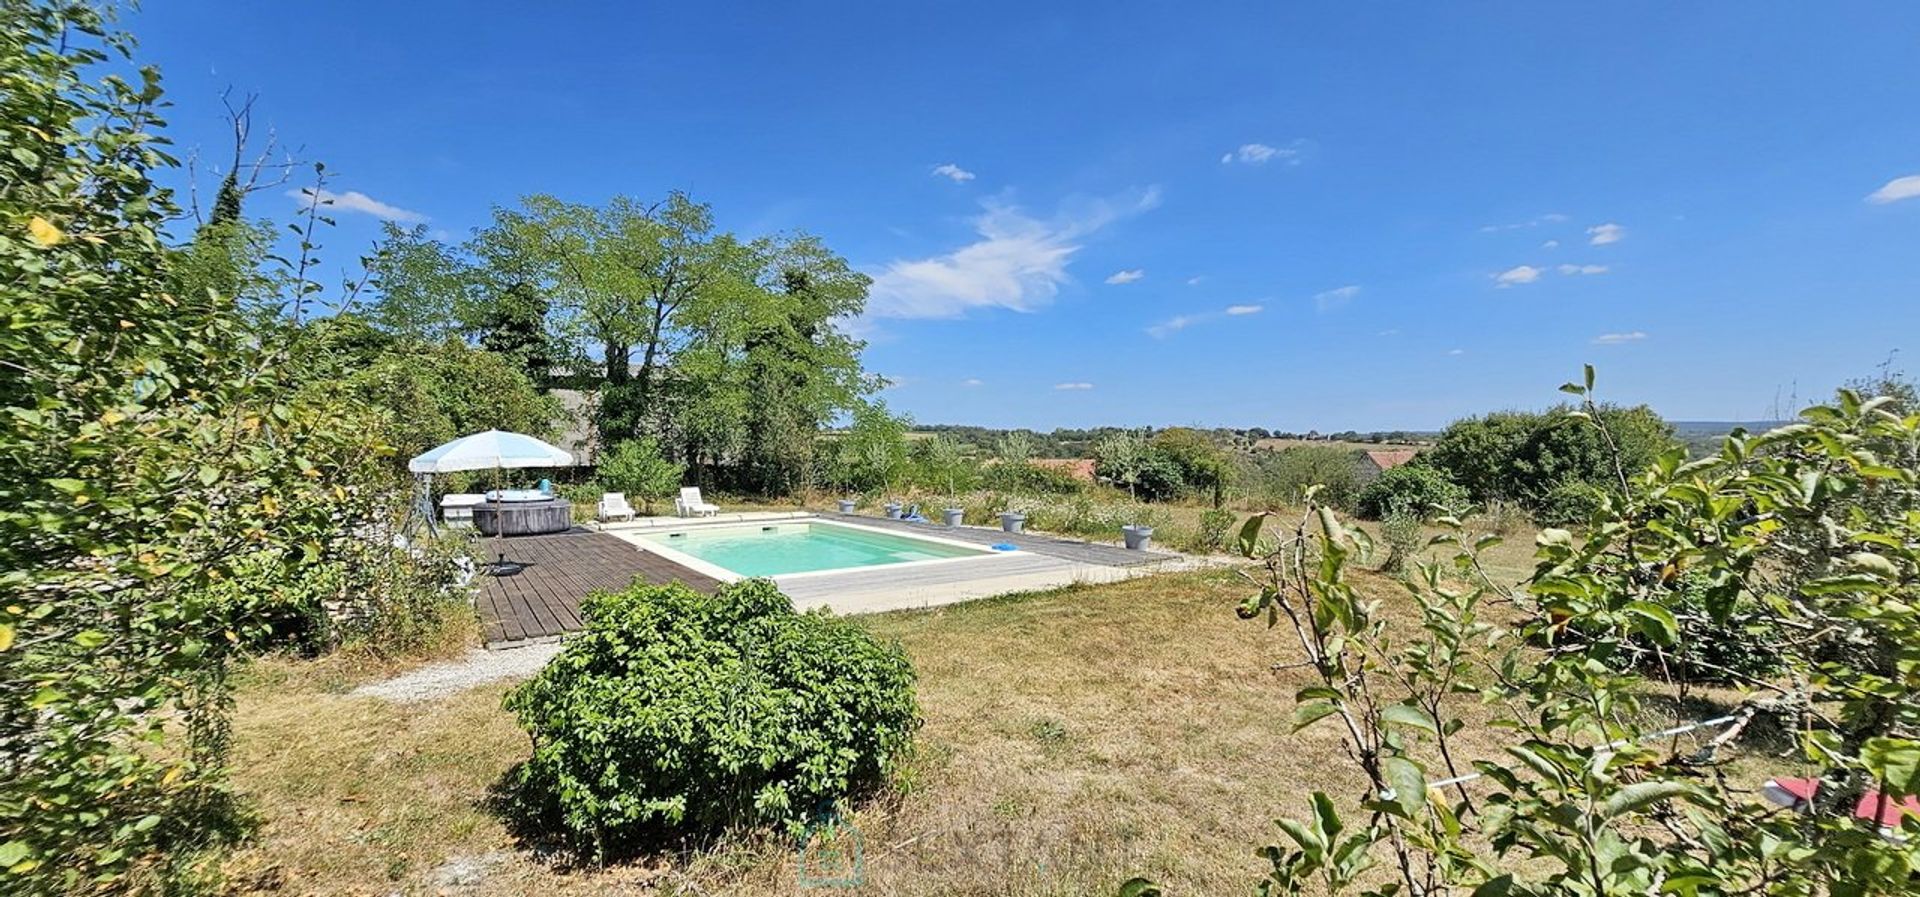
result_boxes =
[631,520,993,578]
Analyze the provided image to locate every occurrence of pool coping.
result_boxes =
[611,516,1012,583]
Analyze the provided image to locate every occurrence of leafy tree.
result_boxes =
[327,340,563,469]
[1355,464,1468,520]
[1422,404,1674,520]
[912,434,976,496]
[596,437,684,514]
[1150,427,1232,507]
[1182,371,1920,897]
[0,8,414,889]
[364,222,470,343]
[1252,444,1362,511]
[829,402,910,494]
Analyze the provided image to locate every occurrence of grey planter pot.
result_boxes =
[885,502,903,519]
[942,508,965,527]
[999,512,1026,533]
[1122,524,1155,551]
[836,499,857,514]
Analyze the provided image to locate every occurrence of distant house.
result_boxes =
[1356,449,1418,482]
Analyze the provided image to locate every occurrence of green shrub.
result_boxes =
[1197,508,1238,553]
[596,437,685,515]
[504,580,920,853]
[981,460,1086,495]
[1250,445,1361,511]
[1531,479,1604,526]
[1022,493,1170,538]
[1355,464,1467,520]
[1378,511,1423,574]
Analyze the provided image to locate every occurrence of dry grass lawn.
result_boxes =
[219,544,1731,897]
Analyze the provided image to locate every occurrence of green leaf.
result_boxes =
[1293,701,1340,732]
[1624,601,1679,645]
[1863,738,1920,795]
[1599,781,1700,820]
[1382,756,1426,814]
[1118,877,1163,897]
[1236,513,1267,558]
[1472,874,1515,897]
[1380,703,1439,735]
[0,841,30,868]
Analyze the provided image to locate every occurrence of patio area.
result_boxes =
[475,511,1201,647]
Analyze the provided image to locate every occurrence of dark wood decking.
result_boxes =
[476,530,720,646]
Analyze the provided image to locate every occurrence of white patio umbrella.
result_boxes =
[408,430,574,572]
[408,429,574,474]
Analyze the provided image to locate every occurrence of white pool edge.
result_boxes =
[610,516,1012,583]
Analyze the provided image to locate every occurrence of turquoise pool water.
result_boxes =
[636,522,987,577]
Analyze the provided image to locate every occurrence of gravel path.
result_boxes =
[351,642,562,703]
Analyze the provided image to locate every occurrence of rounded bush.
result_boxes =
[504,579,920,852]
[1355,464,1467,520]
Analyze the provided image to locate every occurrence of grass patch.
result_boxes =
[219,555,1728,895]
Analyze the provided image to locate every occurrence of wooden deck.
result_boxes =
[475,529,720,646]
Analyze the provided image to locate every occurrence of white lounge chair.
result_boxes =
[597,492,636,522]
[676,486,719,518]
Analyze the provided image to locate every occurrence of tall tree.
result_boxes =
[363,223,468,342]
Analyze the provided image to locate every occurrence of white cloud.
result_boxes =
[1447,348,1467,356]
[1587,222,1626,245]
[1557,263,1609,276]
[1377,329,1400,337]
[289,187,426,223]
[1313,284,1361,310]
[961,377,984,387]
[1186,275,1204,286]
[1146,314,1198,338]
[931,163,976,183]
[1105,268,1145,285]
[1148,303,1263,337]
[1480,213,1568,233]
[1054,382,1094,391]
[1867,174,1920,204]
[1542,239,1560,249]
[1493,265,1543,287]
[863,188,1162,321]
[1220,141,1303,165]
[1592,331,1648,345]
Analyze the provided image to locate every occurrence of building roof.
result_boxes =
[1030,458,1098,481]
[1363,449,1419,470]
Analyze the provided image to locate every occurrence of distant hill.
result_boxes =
[1670,420,1793,454]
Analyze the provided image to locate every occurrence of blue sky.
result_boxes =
[131,2,1920,430]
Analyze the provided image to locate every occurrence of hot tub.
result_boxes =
[471,498,572,536]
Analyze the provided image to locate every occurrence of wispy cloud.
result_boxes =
[1542,239,1560,249]
[1054,382,1094,391]
[289,187,426,223]
[1592,331,1648,345]
[1105,268,1145,285]
[1587,222,1626,245]
[1493,265,1544,287]
[1447,348,1467,356]
[931,163,976,183]
[1146,314,1198,339]
[1867,174,1920,204]
[1186,275,1204,286]
[1480,212,1568,233]
[1313,284,1361,310]
[1148,303,1264,338]
[1220,141,1303,166]
[863,188,1162,321]
[961,377,984,387]
[1557,263,1609,276]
